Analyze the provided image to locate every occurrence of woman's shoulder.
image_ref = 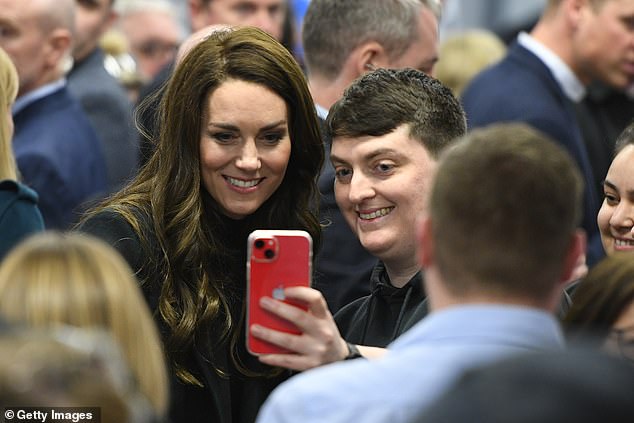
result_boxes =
[76,207,154,274]
[0,180,45,259]
[0,179,39,203]
[78,208,140,243]
[0,180,44,228]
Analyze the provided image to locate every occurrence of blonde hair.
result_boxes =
[435,30,506,98]
[0,47,18,181]
[0,232,169,416]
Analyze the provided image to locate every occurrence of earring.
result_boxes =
[365,63,377,71]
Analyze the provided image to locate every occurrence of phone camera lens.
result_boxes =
[254,240,265,249]
[264,249,275,259]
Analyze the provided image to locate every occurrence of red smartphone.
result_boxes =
[246,229,313,355]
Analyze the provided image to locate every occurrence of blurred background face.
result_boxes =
[597,145,634,255]
[0,0,51,96]
[384,5,439,76]
[120,10,182,81]
[194,0,286,40]
[572,0,634,88]
[74,0,116,62]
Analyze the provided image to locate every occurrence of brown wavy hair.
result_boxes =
[83,27,323,385]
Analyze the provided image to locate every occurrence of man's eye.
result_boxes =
[0,25,16,38]
[76,0,101,10]
[334,168,352,183]
[234,3,256,15]
[376,163,394,173]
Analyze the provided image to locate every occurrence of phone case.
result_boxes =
[246,229,313,355]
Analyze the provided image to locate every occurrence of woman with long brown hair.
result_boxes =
[78,26,323,423]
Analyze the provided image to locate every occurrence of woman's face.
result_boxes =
[598,145,634,256]
[199,78,291,219]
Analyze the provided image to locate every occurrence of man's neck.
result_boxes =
[308,68,361,111]
[424,267,560,314]
[530,16,587,85]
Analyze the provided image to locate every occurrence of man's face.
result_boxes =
[194,0,285,40]
[381,6,439,75]
[0,0,51,96]
[572,0,634,88]
[74,0,114,62]
[122,11,182,81]
[331,125,437,267]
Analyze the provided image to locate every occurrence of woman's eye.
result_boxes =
[261,132,284,145]
[212,132,235,143]
[604,192,619,206]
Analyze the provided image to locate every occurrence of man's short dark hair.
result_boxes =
[326,68,466,159]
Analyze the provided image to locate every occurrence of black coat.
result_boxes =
[77,210,289,423]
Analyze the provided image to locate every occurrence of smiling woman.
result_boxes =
[564,122,634,362]
[76,26,323,423]
[597,121,634,256]
[200,79,291,219]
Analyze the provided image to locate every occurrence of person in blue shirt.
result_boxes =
[256,122,586,423]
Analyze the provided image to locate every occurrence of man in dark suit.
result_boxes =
[1,0,107,229]
[302,0,441,312]
[461,0,634,268]
[68,0,138,193]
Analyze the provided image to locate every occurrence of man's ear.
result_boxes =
[559,229,587,284]
[353,41,386,76]
[416,214,435,267]
[564,0,587,29]
[45,28,72,70]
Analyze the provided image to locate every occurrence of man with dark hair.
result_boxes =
[256,122,585,423]
[251,68,465,369]
[303,0,442,313]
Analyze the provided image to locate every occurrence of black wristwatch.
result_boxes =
[344,342,363,360]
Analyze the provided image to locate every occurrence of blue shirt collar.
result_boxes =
[12,78,66,116]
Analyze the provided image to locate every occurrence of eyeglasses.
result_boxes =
[136,40,179,59]
[607,325,634,363]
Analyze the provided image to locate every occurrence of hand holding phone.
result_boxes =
[246,230,312,355]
